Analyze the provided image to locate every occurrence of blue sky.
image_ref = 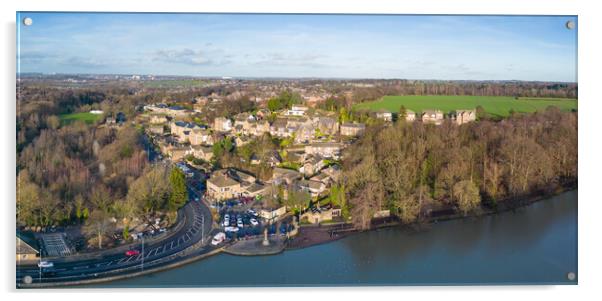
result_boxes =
[16,13,577,81]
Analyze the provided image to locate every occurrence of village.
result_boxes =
[138,95,478,240]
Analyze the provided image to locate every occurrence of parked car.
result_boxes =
[250,218,259,226]
[38,261,54,268]
[237,219,244,228]
[125,250,140,257]
[224,226,239,232]
[211,232,226,246]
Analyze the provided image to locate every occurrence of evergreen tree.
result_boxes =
[168,168,188,211]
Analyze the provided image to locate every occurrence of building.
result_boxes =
[305,142,342,159]
[149,114,168,124]
[213,117,233,132]
[171,121,212,145]
[301,205,341,224]
[286,105,309,116]
[421,109,444,125]
[270,118,293,138]
[452,109,477,125]
[16,234,39,265]
[189,145,214,162]
[340,123,366,136]
[259,206,287,220]
[272,167,303,185]
[206,169,259,201]
[405,110,417,122]
[313,116,339,136]
[375,110,393,122]
[297,179,327,198]
[300,155,326,176]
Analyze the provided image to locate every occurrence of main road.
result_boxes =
[16,178,214,286]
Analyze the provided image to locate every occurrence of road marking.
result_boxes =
[73,265,88,270]
[163,244,168,253]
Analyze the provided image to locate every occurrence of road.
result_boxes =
[16,177,213,285]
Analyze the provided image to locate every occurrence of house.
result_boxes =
[259,206,287,220]
[313,116,339,136]
[421,109,444,125]
[148,124,164,135]
[301,205,341,224]
[286,105,309,116]
[300,155,326,176]
[375,110,393,122]
[305,142,342,159]
[189,145,214,162]
[16,234,39,265]
[272,167,303,185]
[340,123,366,136]
[452,109,477,125]
[270,118,292,137]
[206,171,241,201]
[309,172,333,186]
[297,179,327,198]
[252,120,271,136]
[213,117,233,132]
[405,110,417,122]
[242,183,268,198]
[321,165,342,183]
[171,121,211,145]
[294,122,315,144]
[149,114,168,124]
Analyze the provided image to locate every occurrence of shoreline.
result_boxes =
[18,185,576,288]
[287,184,577,250]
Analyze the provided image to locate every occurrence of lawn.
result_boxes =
[59,112,103,125]
[353,95,577,118]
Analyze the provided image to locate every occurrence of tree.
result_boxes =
[399,105,407,121]
[46,115,60,130]
[84,210,113,249]
[475,105,488,120]
[168,168,188,211]
[453,180,481,215]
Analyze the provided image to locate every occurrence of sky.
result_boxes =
[16,13,578,82]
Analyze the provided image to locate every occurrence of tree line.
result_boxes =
[342,107,577,229]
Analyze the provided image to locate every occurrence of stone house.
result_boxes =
[375,110,393,122]
[305,142,342,159]
[421,109,444,125]
[340,123,366,136]
[452,109,477,125]
[297,179,327,198]
[213,117,233,132]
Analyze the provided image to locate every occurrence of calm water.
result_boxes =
[101,191,577,287]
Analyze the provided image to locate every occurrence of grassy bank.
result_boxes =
[353,95,577,118]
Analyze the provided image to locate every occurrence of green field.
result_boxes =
[354,95,577,117]
[59,112,103,125]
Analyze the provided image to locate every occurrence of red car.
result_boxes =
[125,250,140,256]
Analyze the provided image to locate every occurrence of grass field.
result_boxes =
[353,95,577,117]
[59,112,103,125]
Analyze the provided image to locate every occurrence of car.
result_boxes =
[125,249,140,256]
[38,261,54,268]
[159,228,167,233]
[250,218,259,226]
[237,219,244,228]
[247,209,257,216]
[194,197,200,202]
[224,226,239,232]
[222,220,230,227]
[211,232,226,245]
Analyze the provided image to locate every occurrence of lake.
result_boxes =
[100,190,577,287]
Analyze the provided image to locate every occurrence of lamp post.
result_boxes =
[141,235,144,271]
